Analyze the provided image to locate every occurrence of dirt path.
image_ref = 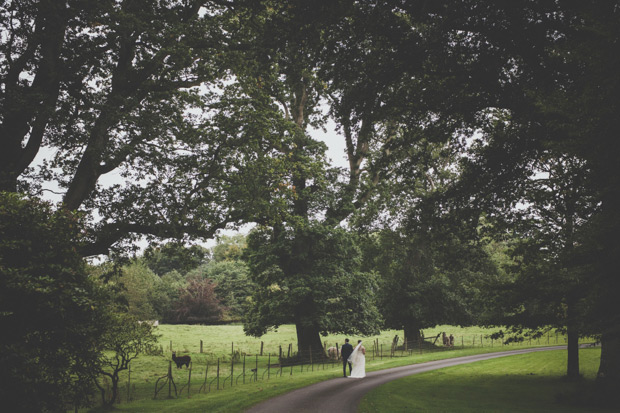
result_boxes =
[246,346,566,413]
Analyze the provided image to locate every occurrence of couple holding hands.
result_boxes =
[341,338,365,378]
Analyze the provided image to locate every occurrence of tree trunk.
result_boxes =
[566,327,580,380]
[595,155,620,396]
[295,323,324,361]
[597,331,620,387]
[403,322,423,347]
[63,113,114,210]
[0,0,67,193]
[566,301,580,380]
[109,375,119,406]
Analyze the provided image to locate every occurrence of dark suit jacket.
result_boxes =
[341,342,353,361]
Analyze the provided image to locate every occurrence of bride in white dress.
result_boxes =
[348,340,366,378]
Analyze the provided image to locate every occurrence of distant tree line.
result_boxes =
[98,235,253,324]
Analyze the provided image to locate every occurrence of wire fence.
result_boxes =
[96,331,590,407]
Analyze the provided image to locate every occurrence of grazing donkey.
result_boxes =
[172,351,191,369]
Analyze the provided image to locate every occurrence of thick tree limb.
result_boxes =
[79,220,230,257]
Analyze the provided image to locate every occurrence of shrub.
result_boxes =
[171,277,225,324]
[0,192,108,411]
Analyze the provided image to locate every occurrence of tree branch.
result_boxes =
[79,220,230,257]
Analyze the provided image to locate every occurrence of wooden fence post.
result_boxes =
[200,363,208,393]
[168,361,172,399]
[188,362,192,397]
[200,340,203,353]
[260,341,264,356]
[127,363,131,402]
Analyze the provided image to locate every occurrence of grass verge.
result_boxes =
[359,348,611,412]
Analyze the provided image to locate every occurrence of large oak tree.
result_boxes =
[231,0,480,356]
[1,0,262,256]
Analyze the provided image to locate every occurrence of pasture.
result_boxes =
[85,324,595,412]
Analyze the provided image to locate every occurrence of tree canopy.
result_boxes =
[2,0,619,398]
[244,223,382,348]
[0,193,109,411]
[0,0,268,256]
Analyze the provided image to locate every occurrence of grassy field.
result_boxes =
[84,324,597,412]
[359,348,610,412]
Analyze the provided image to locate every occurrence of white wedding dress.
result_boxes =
[347,342,366,378]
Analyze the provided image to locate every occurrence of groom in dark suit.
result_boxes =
[341,338,353,377]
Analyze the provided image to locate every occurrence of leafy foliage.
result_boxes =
[244,223,382,339]
[150,270,186,322]
[113,261,160,320]
[191,234,255,320]
[475,154,598,326]
[444,0,620,385]
[95,313,159,407]
[203,260,253,321]
[0,192,108,411]
[2,0,619,395]
[368,228,485,341]
[0,0,266,256]
[170,277,224,324]
[211,234,247,263]
[143,243,210,276]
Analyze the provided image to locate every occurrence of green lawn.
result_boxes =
[360,348,610,412]
[83,324,599,412]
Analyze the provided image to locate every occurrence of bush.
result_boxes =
[95,313,159,407]
[171,277,225,324]
[0,193,108,411]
